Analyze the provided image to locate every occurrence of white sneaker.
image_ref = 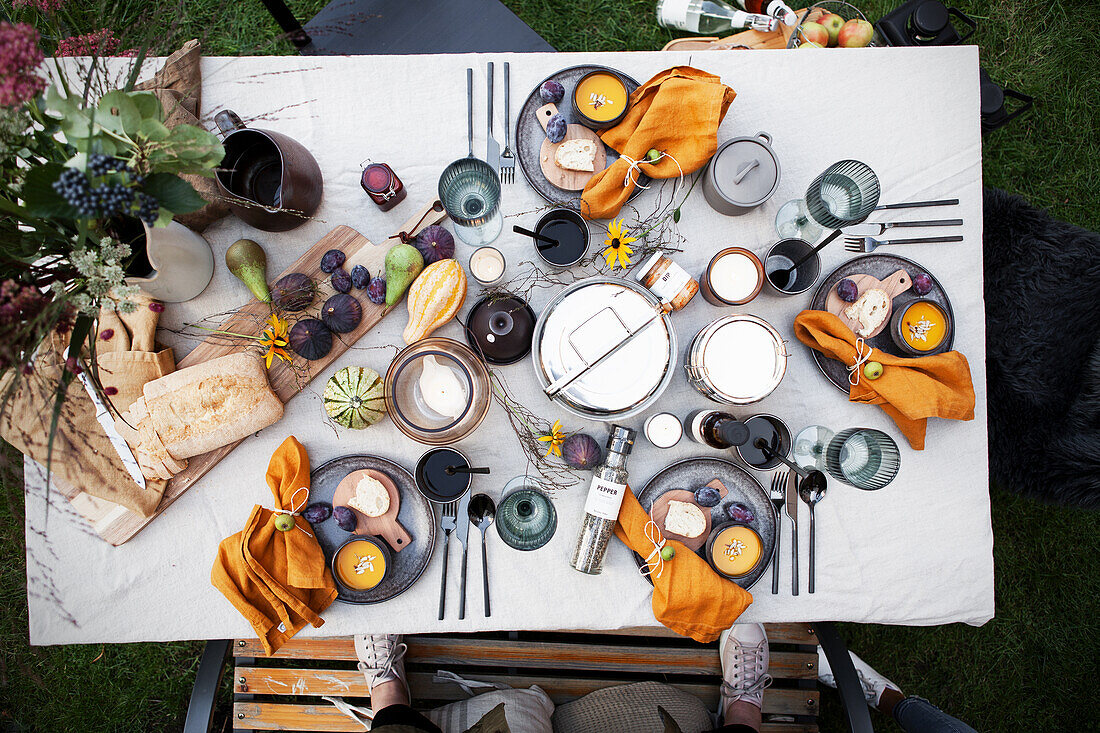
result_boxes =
[816,647,901,708]
[719,623,773,713]
[354,634,408,695]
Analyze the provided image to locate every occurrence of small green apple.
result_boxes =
[863,361,884,380]
[660,545,675,561]
[798,41,825,49]
[274,514,295,532]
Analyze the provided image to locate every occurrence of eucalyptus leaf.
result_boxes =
[129,91,163,122]
[142,172,207,214]
[22,163,82,219]
[139,118,171,142]
[98,91,141,136]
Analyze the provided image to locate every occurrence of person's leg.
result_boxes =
[817,647,978,733]
[354,633,442,733]
[710,623,772,733]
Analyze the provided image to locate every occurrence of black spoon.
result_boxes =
[512,225,559,250]
[445,465,492,476]
[768,229,842,290]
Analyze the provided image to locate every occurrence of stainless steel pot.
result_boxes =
[703,132,781,216]
[686,314,787,404]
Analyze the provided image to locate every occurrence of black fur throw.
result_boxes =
[984,188,1100,508]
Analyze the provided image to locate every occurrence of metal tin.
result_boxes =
[703,132,781,216]
[532,278,676,421]
[686,314,787,404]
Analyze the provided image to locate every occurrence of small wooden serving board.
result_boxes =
[536,103,607,191]
[54,202,445,546]
[649,480,729,552]
[824,269,912,339]
[332,469,413,552]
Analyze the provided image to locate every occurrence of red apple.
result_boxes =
[817,13,845,46]
[838,18,874,47]
[798,41,825,49]
[798,21,829,47]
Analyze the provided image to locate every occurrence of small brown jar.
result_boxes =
[360,163,407,211]
[634,252,699,312]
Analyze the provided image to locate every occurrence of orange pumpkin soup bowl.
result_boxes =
[571,69,630,130]
[706,522,765,580]
[332,536,391,592]
[890,298,953,356]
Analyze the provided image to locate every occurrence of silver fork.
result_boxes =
[844,234,963,253]
[499,61,515,184]
[438,500,458,620]
[769,471,787,595]
[770,468,787,594]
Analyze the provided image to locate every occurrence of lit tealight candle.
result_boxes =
[644,412,683,449]
[469,246,506,285]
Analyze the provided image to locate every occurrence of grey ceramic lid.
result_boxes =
[712,134,779,206]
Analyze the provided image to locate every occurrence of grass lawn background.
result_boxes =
[1,0,1098,730]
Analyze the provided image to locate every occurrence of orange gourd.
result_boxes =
[402,258,467,344]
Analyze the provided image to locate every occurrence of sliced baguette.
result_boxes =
[554,139,597,172]
[843,288,891,337]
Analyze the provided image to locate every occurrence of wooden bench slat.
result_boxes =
[761,725,818,733]
[234,702,363,731]
[235,642,815,678]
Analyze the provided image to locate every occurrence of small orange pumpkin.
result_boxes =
[402,258,467,344]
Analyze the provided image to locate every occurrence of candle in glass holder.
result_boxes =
[469,246,506,285]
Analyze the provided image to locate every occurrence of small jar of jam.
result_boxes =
[360,163,407,211]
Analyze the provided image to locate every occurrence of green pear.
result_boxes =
[225,239,271,303]
[384,243,425,306]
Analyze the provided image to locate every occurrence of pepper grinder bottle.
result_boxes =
[570,425,635,575]
[656,0,788,34]
[687,409,750,450]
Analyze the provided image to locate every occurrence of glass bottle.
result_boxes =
[687,409,750,449]
[656,0,794,34]
[570,425,635,575]
[361,162,407,212]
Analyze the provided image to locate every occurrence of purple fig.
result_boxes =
[272,273,315,312]
[321,293,362,333]
[288,318,332,360]
[413,225,456,265]
[561,433,602,469]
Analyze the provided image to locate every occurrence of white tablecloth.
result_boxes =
[26,48,993,645]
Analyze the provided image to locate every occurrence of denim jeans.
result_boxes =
[894,696,979,733]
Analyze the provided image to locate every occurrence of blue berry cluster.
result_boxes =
[52,154,161,225]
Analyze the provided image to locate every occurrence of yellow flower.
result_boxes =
[259,313,292,369]
[537,419,566,457]
[601,218,637,270]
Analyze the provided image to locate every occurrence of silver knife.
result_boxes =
[783,470,799,595]
[66,349,146,489]
[485,62,501,173]
[455,490,472,619]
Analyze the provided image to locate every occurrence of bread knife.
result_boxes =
[66,349,146,490]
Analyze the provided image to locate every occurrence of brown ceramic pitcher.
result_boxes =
[214,110,323,232]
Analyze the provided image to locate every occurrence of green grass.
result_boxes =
[2,0,1099,730]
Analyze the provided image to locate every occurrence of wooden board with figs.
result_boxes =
[54,201,445,546]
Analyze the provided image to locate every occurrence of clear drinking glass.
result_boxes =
[792,424,835,471]
[775,159,881,241]
[824,427,900,491]
[495,476,557,551]
[438,158,502,245]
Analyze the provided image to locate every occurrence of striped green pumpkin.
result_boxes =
[323,366,385,429]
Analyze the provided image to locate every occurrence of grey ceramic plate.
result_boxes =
[516,64,646,205]
[634,457,777,591]
[809,254,956,392]
[311,455,436,604]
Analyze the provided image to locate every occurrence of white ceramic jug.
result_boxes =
[125,221,214,302]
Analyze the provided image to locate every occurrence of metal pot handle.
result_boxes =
[214,110,245,136]
[755,131,772,146]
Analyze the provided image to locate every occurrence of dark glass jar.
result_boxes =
[360,163,407,211]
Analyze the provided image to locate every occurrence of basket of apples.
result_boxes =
[788,0,879,49]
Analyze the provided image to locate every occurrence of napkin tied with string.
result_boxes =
[614,490,752,643]
[793,310,975,450]
[211,436,337,656]
[580,66,736,220]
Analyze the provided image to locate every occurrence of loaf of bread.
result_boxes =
[347,474,390,517]
[664,500,707,539]
[843,288,890,337]
[555,139,597,172]
[116,350,283,479]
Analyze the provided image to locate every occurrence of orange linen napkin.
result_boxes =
[793,310,976,450]
[580,66,736,220]
[211,436,338,656]
[614,490,752,643]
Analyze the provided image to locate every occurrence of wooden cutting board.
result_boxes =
[51,201,445,546]
[332,468,413,552]
[536,103,607,191]
[824,269,912,339]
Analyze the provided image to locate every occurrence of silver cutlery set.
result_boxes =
[438,492,496,620]
[478,62,515,185]
[842,198,962,253]
[770,469,826,595]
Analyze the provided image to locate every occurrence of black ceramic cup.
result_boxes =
[533,208,590,268]
[415,447,472,503]
[763,238,821,296]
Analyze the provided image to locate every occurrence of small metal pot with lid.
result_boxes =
[703,132,781,216]
[532,278,677,421]
[686,314,787,404]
